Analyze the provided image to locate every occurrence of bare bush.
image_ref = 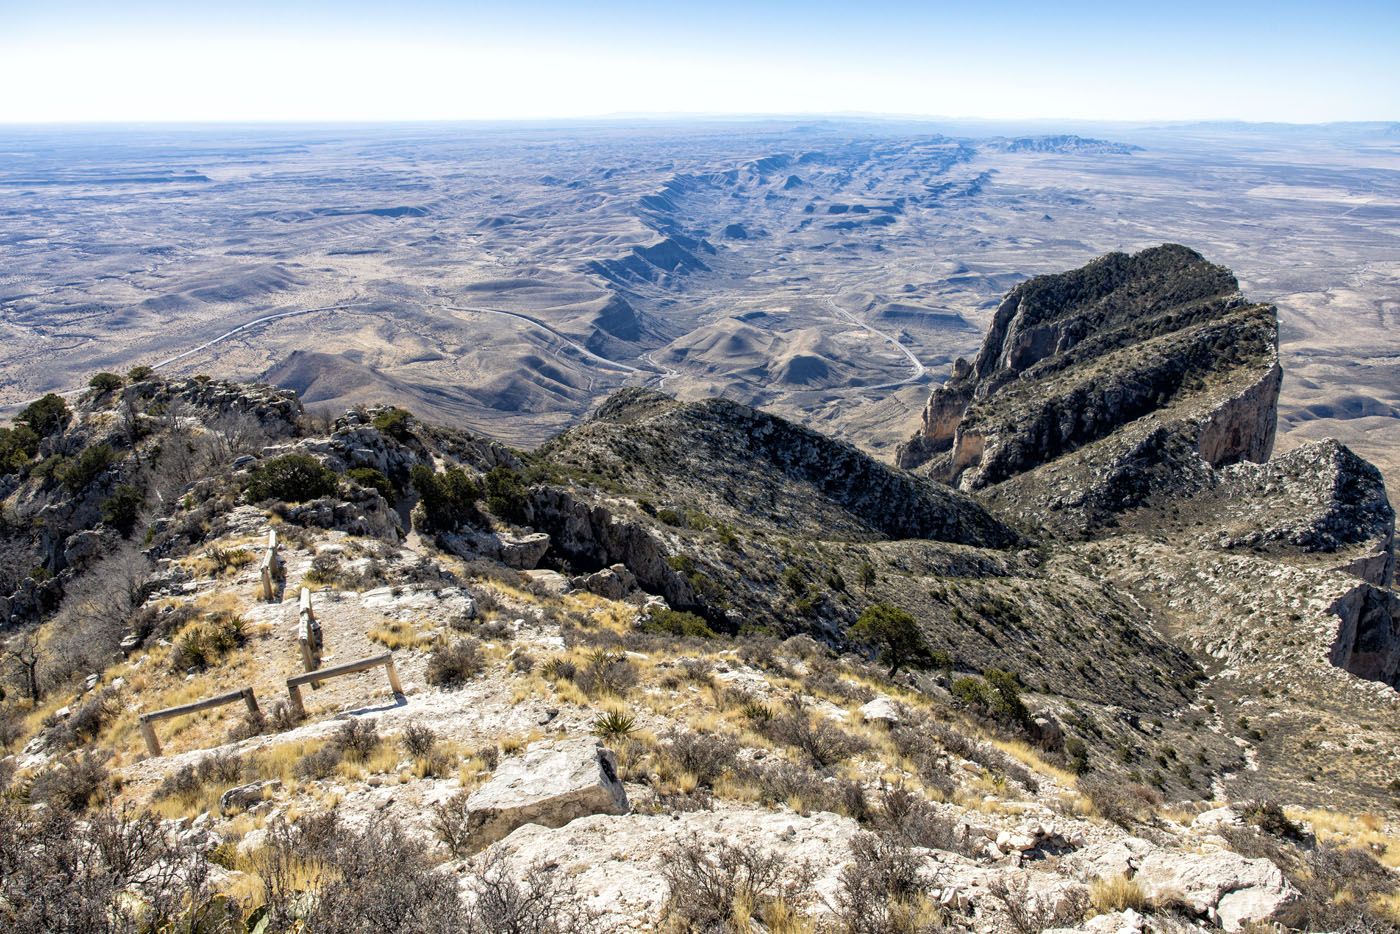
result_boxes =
[1080,776,1161,827]
[661,729,739,788]
[334,717,380,762]
[256,812,467,933]
[29,749,111,811]
[0,802,222,933]
[427,638,485,687]
[465,847,606,933]
[661,834,816,931]
[832,832,944,934]
[756,695,869,768]
[875,786,958,852]
[575,649,638,698]
[985,874,1089,934]
[401,721,438,759]
[433,789,475,858]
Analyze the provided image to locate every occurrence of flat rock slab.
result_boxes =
[465,737,628,849]
[1134,848,1294,931]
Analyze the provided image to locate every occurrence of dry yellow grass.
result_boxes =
[1289,808,1400,869]
[1090,875,1148,913]
[368,619,434,650]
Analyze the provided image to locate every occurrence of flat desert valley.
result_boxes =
[1,120,1396,485]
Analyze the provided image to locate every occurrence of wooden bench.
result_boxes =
[139,687,260,757]
[285,652,402,718]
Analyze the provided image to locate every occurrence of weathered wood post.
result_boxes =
[260,529,281,602]
[140,718,162,757]
[298,587,323,675]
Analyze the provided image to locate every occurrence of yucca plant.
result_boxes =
[592,710,638,740]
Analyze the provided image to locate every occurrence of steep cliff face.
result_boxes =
[897,245,1280,498]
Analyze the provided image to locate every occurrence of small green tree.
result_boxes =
[483,466,529,523]
[88,372,123,396]
[372,407,415,442]
[0,425,39,473]
[245,454,338,503]
[58,444,116,493]
[411,464,482,532]
[850,603,931,676]
[347,467,394,500]
[126,365,154,382]
[100,483,146,536]
[17,393,70,438]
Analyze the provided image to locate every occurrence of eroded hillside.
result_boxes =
[1,247,1398,932]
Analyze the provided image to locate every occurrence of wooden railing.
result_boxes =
[138,687,260,757]
[285,652,402,718]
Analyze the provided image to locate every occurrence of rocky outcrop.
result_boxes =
[1133,849,1294,931]
[1329,582,1400,689]
[463,738,629,850]
[897,246,1280,506]
[541,388,1019,547]
[443,530,551,570]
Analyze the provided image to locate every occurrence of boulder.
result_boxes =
[445,530,551,570]
[220,780,282,816]
[572,564,637,600]
[1133,849,1294,931]
[859,696,901,726]
[464,738,629,850]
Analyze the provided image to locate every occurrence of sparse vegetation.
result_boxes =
[426,637,485,687]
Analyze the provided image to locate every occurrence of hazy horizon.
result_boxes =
[3,0,1397,124]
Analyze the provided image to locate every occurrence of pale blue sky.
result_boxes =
[1,0,1395,122]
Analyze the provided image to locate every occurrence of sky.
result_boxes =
[1,0,1396,124]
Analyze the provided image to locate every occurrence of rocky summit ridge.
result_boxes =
[0,246,1397,933]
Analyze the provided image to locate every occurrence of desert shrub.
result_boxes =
[542,656,578,682]
[154,751,244,804]
[17,392,70,438]
[295,745,344,780]
[412,464,482,532]
[231,699,304,742]
[0,706,22,749]
[986,874,1089,934]
[427,637,485,687]
[88,371,123,395]
[661,729,738,788]
[127,364,154,382]
[257,812,468,933]
[169,613,245,671]
[741,759,867,819]
[510,651,536,673]
[640,608,716,639]
[1242,799,1304,839]
[1220,824,1398,931]
[466,847,604,933]
[1080,775,1161,827]
[29,750,110,811]
[0,802,223,933]
[661,835,816,931]
[334,718,380,762]
[951,668,1028,728]
[477,619,515,641]
[348,466,395,499]
[401,722,438,759]
[432,789,474,858]
[756,696,869,768]
[204,544,255,575]
[850,603,933,675]
[1063,736,1090,775]
[245,453,338,503]
[576,649,638,698]
[59,443,116,493]
[832,832,940,934]
[875,786,958,851]
[100,482,146,535]
[372,406,415,441]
